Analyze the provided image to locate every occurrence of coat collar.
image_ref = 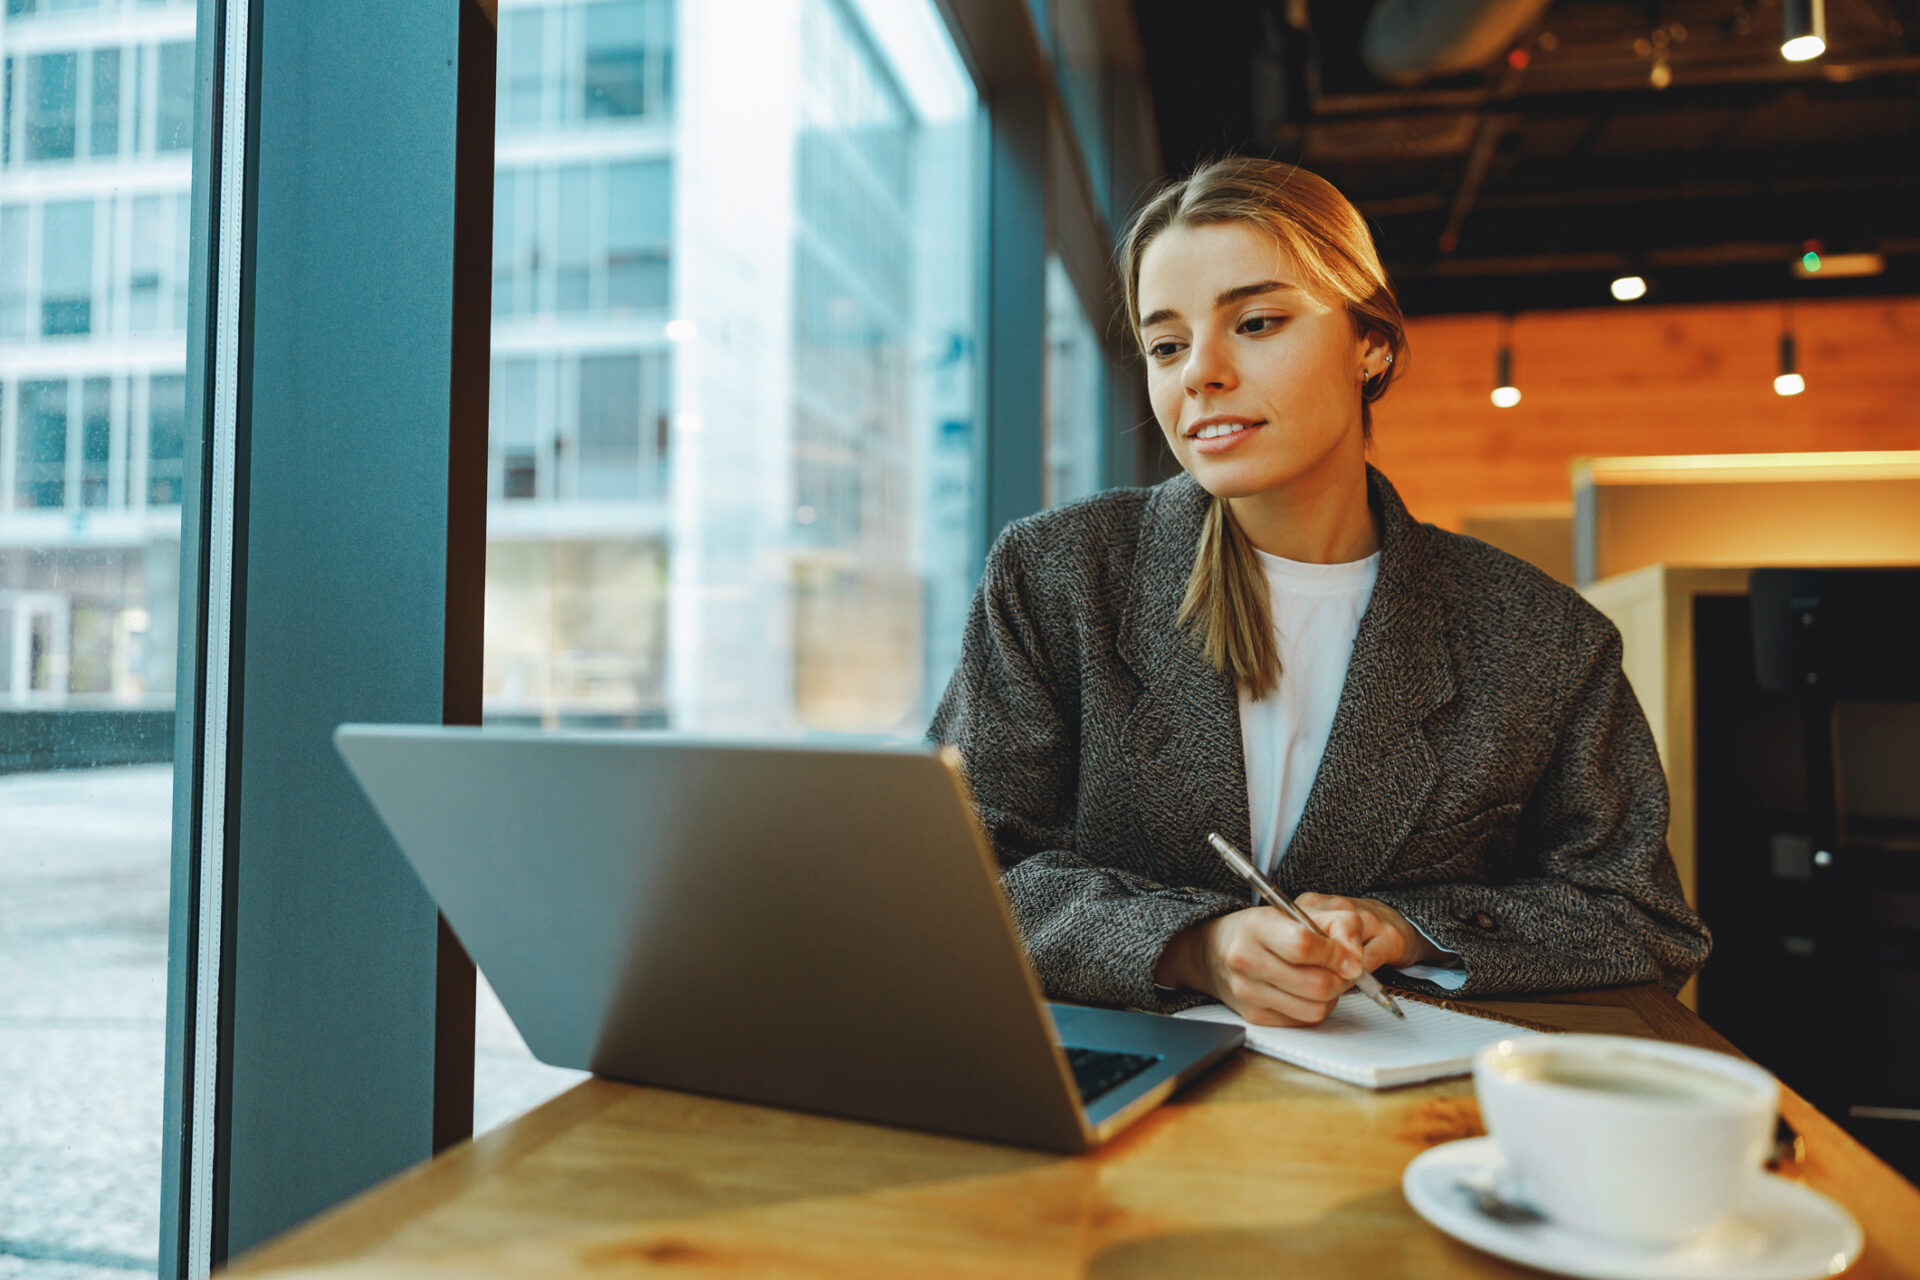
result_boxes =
[1116,465,1455,897]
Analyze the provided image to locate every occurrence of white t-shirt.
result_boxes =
[1237,545,1466,990]
[1237,546,1379,878]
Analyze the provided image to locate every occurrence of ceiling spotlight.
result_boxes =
[1491,339,1521,408]
[1611,275,1648,302]
[1774,331,1805,396]
[1781,0,1826,60]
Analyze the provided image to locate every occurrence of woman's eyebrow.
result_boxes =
[1217,279,1298,308]
[1139,280,1301,330]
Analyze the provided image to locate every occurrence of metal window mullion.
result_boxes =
[25,204,44,347]
[108,373,128,509]
[979,85,1046,554]
[130,373,150,512]
[77,50,95,162]
[64,378,83,511]
[121,39,139,160]
[185,0,249,1269]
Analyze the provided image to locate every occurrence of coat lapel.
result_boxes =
[1278,467,1454,897]
[1115,467,1455,900]
[1116,475,1251,897]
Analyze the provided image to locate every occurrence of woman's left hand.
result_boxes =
[1291,894,1447,973]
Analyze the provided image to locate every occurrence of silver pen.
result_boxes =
[1206,832,1406,1020]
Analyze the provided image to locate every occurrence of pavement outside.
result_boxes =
[0,765,584,1279]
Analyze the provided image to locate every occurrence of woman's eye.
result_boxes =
[1240,315,1286,335]
[1146,340,1183,359]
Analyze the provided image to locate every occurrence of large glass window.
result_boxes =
[26,51,76,160]
[477,0,981,1127]
[555,164,590,311]
[486,0,980,738]
[606,158,669,308]
[490,358,539,499]
[16,377,69,507]
[90,46,119,157]
[81,373,110,506]
[578,351,668,499]
[495,0,673,134]
[493,160,671,319]
[41,198,93,335]
[501,9,544,127]
[154,40,192,152]
[128,194,166,331]
[147,372,184,505]
[0,205,25,336]
[0,1,194,1273]
[582,1,654,118]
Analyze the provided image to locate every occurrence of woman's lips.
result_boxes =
[1188,422,1263,454]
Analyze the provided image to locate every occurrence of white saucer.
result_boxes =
[1402,1137,1863,1280]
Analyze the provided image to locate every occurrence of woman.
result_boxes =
[929,157,1710,1028]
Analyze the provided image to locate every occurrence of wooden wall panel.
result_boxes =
[1368,297,1920,532]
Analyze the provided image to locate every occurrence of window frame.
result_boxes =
[158,0,493,1271]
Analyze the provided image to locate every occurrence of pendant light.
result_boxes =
[1781,0,1826,61]
[1490,315,1521,408]
[1774,333,1805,397]
[1774,305,1806,396]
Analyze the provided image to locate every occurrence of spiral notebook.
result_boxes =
[1175,992,1535,1088]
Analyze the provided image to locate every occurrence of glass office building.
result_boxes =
[2,0,980,736]
[483,0,979,736]
[0,0,194,711]
[0,2,195,1271]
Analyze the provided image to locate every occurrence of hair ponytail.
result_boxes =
[1178,496,1280,698]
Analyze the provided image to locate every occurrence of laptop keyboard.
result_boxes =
[1063,1046,1161,1104]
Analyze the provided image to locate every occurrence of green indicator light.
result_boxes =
[1802,252,1822,272]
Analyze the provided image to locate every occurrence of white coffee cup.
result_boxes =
[1472,1034,1780,1246]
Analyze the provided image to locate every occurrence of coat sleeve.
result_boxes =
[928,522,1244,1012]
[1371,599,1712,996]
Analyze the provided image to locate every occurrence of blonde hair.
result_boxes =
[1120,157,1408,699]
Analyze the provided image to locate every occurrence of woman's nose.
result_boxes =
[1183,333,1236,395]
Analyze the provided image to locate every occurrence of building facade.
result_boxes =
[2,0,982,736]
[0,0,194,708]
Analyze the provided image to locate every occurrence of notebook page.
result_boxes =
[1175,992,1528,1088]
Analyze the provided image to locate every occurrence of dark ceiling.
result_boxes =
[1130,0,1920,315]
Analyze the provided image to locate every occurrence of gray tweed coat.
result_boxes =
[929,466,1711,1012]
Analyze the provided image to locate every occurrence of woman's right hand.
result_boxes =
[1153,906,1369,1026]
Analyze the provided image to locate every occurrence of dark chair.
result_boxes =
[1748,568,1920,1178]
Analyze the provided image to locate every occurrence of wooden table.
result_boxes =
[231,986,1920,1279]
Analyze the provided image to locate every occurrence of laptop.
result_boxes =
[333,725,1243,1152]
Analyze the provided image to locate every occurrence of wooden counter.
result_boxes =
[226,985,1919,1279]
